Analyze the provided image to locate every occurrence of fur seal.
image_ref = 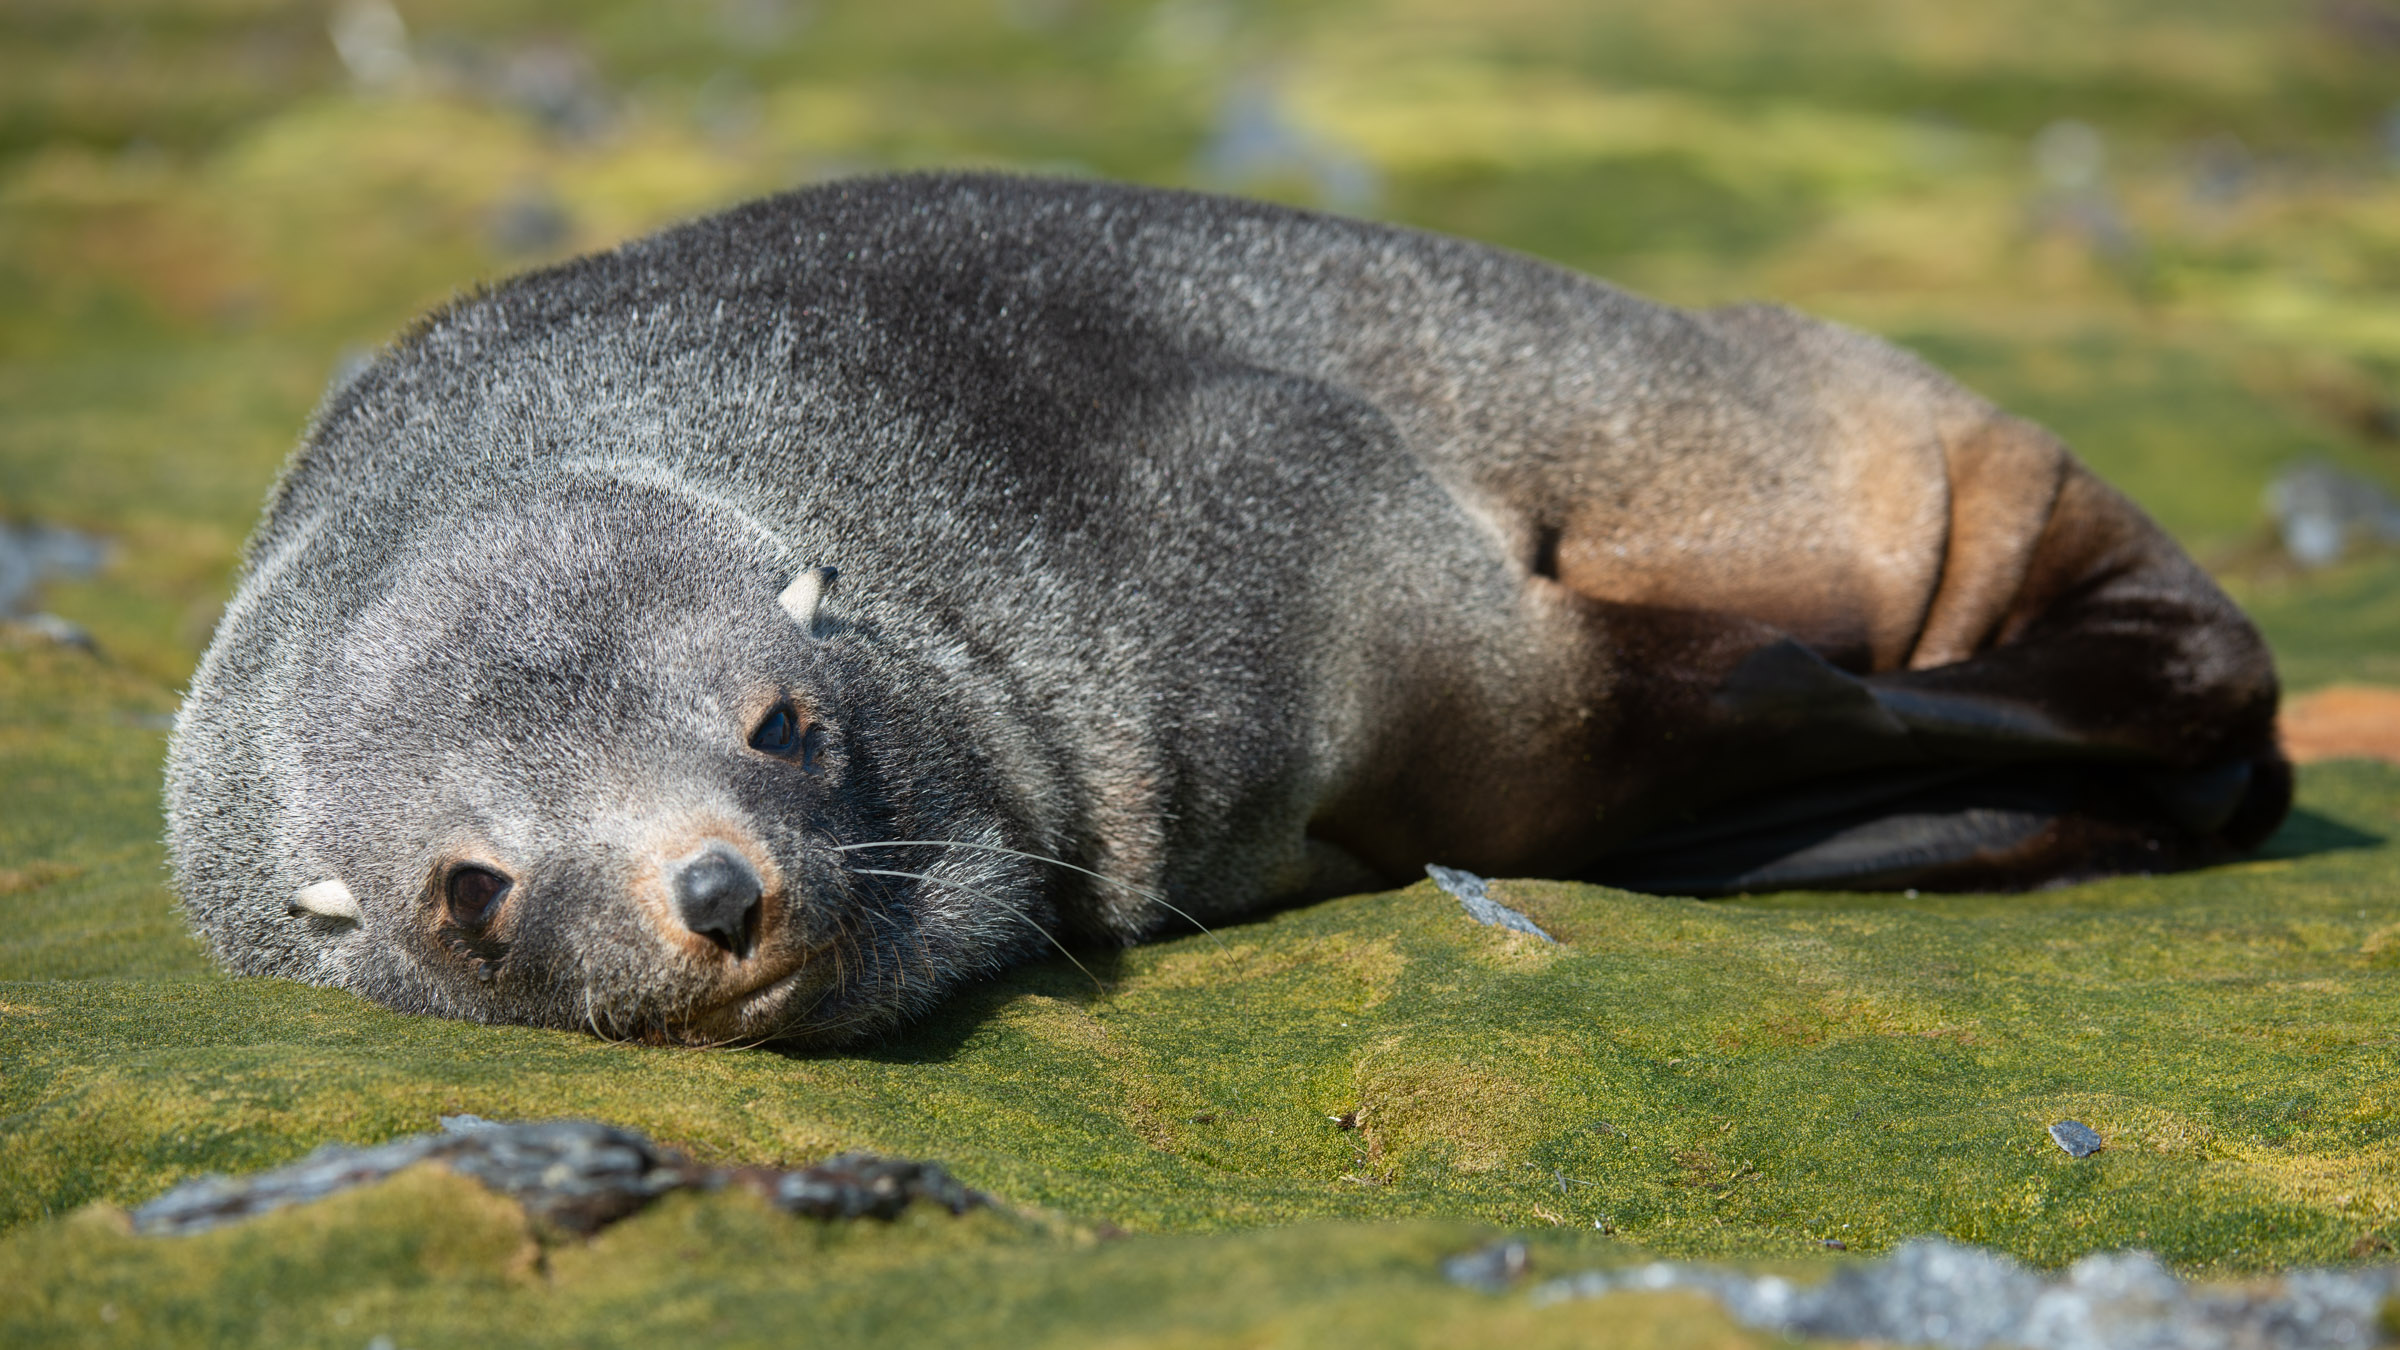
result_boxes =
[165,174,2288,1046]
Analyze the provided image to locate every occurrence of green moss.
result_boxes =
[2236,556,2400,694]
[1384,154,1821,280]
[2,754,2394,1343]
[5,763,2396,1267]
[1,1191,1790,1349]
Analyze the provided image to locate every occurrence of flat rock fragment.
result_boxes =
[1425,865,1555,942]
[1441,1238,1531,1293]
[2268,461,2400,567]
[2048,1120,2105,1158]
[745,1153,985,1222]
[130,1117,987,1236]
[0,520,107,617]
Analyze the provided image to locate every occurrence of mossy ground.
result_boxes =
[5,1,2400,1345]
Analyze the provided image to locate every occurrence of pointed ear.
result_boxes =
[290,878,362,923]
[778,566,839,635]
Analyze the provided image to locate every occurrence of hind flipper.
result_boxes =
[1575,451,2296,891]
[1589,758,2289,895]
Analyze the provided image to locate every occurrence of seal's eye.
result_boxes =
[749,703,802,757]
[444,865,512,930]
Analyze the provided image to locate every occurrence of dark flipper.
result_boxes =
[1590,757,2289,895]
[1580,529,2292,895]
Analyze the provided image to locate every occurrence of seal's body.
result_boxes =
[167,175,2287,1046]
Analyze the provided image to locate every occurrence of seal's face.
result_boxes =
[261,481,1002,1047]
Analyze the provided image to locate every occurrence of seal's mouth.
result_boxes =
[665,954,840,1048]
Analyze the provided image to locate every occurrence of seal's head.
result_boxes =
[168,475,1049,1046]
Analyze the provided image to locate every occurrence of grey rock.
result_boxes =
[1425,865,1555,942]
[2,612,96,651]
[130,1118,986,1236]
[0,520,107,617]
[1529,1237,2400,1350]
[1796,1240,2047,1347]
[2049,1120,2105,1158]
[1442,1238,1531,1293]
[764,1152,984,1222]
[434,1120,681,1232]
[329,0,412,90]
[1194,74,1378,213]
[2267,462,2400,568]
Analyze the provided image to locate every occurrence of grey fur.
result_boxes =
[166,174,2281,1046]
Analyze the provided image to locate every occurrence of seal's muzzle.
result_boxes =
[672,844,763,956]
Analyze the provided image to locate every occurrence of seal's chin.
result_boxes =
[665,958,841,1048]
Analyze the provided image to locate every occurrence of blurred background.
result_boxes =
[3,0,2398,698]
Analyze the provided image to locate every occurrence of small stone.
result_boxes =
[2048,1120,2105,1158]
[1425,865,1555,942]
[1442,1238,1530,1293]
[0,520,108,617]
[2266,461,2400,568]
[757,1153,983,1222]
[2,613,96,652]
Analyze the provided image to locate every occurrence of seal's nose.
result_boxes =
[672,845,762,955]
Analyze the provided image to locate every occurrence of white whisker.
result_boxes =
[830,839,1225,950]
[847,866,1104,991]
